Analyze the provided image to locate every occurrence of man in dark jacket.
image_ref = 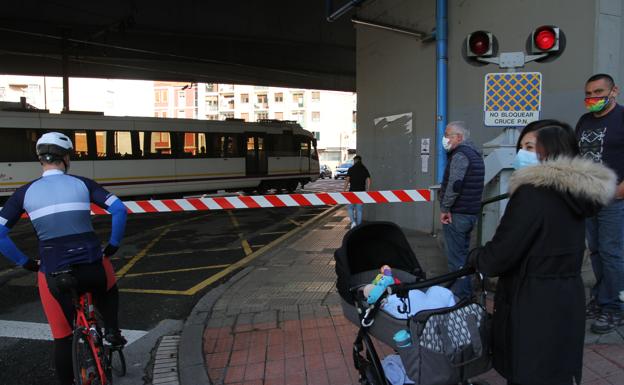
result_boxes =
[576,73,624,334]
[439,121,484,299]
[343,155,371,229]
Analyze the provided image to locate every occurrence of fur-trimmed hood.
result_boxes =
[509,157,617,216]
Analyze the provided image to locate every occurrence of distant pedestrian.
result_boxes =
[576,73,624,334]
[439,121,484,299]
[469,121,617,385]
[343,155,371,229]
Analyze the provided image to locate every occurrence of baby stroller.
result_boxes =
[334,222,491,385]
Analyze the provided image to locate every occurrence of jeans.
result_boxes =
[347,204,363,225]
[587,199,624,312]
[443,213,477,299]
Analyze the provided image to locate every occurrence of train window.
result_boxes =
[222,135,241,157]
[73,131,89,160]
[181,132,207,157]
[95,131,107,158]
[114,131,133,159]
[268,134,297,157]
[300,140,310,157]
[138,132,146,157]
[0,128,38,162]
[149,131,172,157]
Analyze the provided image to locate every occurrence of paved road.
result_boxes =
[0,178,341,385]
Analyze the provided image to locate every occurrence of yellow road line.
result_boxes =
[123,264,231,277]
[287,218,302,226]
[147,247,240,257]
[116,228,171,278]
[228,211,252,256]
[119,205,339,296]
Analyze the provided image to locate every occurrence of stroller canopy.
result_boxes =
[334,221,425,303]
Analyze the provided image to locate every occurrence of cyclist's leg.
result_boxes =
[37,272,75,385]
[81,259,125,345]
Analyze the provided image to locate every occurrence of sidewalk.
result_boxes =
[180,207,624,385]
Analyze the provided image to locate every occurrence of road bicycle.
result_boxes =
[52,270,126,385]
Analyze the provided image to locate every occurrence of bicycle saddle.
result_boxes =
[53,272,78,291]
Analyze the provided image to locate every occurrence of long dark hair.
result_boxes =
[534,121,579,160]
[516,119,560,151]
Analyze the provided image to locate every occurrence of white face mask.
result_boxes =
[442,137,452,151]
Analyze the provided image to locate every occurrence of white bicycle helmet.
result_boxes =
[36,132,74,161]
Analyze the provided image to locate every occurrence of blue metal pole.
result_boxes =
[435,0,448,183]
[326,0,366,22]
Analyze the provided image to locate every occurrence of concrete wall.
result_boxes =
[356,0,600,232]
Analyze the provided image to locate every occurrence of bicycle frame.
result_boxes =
[73,291,109,384]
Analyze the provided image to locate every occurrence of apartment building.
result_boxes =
[155,82,356,169]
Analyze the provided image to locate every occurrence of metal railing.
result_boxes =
[476,193,509,246]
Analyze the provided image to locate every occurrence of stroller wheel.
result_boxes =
[353,333,387,385]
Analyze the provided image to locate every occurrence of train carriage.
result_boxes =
[0,110,319,202]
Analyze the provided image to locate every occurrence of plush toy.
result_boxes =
[364,265,401,304]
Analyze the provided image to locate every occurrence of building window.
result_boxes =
[205,83,217,92]
[241,112,249,121]
[256,111,269,121]
[274,112,283,120]
[206,95,218,111]
[177,90,186,105]
[178,110,185,117]
[155,89,168,103]
[274,92,283,103]
[292,110,304,126]
[240,94,249,103]
[311,111,320,122]
[162,111,167,118]
[221,112,235,120]
[0,87,5,99]
[206,114,218,120]
[312,91,320,102]
[292,92,304,107]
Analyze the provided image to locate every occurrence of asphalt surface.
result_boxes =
[0,179,344,385]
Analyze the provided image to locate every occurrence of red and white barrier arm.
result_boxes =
[88,189,432,214]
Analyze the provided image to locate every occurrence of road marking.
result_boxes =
[259,231,287,235]
[116,228,171,278]
[288,218,302,226]
[146,247,241,257]
[0,320,147,345]
[123,264,231,278]
[228,211,253,256]
[116,206,338,296]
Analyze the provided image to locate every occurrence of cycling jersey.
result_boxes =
[0,169,127,273]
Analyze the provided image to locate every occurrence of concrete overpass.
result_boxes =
[0,0,356,91]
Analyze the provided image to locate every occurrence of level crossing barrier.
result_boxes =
[98,189,432,215]
[1,189,433,217]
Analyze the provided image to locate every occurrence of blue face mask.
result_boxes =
[513,149,539,170]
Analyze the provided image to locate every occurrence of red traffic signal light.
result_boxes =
[466,31,495,57]
[528,25,565,62]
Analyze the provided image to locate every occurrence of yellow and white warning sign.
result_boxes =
[484,72,542,127]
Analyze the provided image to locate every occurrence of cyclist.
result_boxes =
[0,132,127,385]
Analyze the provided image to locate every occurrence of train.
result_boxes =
[0,109,320,203]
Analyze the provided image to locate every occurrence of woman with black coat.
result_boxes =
[469,121,617,385]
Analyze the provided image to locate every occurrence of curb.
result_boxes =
[177,205,341,385]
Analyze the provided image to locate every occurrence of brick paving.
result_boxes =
[196,208,624,385]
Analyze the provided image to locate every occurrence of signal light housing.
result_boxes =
[462,30,498,66]
[527,25,565,62]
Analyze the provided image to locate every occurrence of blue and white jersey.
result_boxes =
[0,169,126,273]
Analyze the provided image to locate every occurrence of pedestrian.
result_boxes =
[513,119,561,169]
[343,155,371,229]
[0,132,128,385]
[576,73,624,333]
[468,121,617,385]
[439,121,484,299]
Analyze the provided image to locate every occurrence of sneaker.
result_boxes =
[586,298,601,319]
[590,311,624,334]
[105,330,127,347]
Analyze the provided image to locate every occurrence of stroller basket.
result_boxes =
[334,222,491,385]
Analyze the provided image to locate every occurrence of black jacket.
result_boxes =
[471,157,617,385]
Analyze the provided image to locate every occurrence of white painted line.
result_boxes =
[0,320,148,346]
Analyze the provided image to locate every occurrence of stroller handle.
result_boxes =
[388,267,476,296]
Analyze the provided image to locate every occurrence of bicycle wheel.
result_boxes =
[109,348,126,377]
[72,328,101,385]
